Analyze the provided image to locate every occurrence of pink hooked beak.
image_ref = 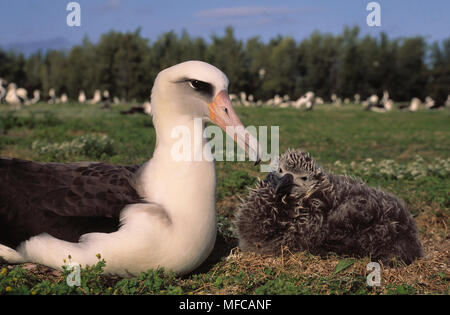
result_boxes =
[208,90,261,164]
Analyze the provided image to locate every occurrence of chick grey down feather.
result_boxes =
[235,149,423,265]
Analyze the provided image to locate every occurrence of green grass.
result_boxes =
[0,102,449,295]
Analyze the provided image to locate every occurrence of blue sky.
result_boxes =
[0,0,449,53]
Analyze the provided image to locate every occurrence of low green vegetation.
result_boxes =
[0,102,448,295]
[31,134,115,160]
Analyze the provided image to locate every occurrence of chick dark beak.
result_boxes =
[275,173,294,195]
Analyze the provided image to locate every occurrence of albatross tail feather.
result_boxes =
[0,244,26,264]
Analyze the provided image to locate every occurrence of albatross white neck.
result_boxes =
[138,110,217,241]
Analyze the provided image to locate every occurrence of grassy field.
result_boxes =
[0,102,449,295]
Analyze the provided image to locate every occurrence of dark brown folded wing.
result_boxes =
[0,158,143,247]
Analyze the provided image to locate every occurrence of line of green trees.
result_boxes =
[0,26,449,103]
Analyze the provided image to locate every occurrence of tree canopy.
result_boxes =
[0,26,448,102]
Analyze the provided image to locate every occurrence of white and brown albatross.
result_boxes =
[0,61,260,276]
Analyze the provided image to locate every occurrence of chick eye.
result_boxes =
[300,176,308,181]
[278,168,283,173]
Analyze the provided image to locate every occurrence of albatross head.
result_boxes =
[151,60,261,163]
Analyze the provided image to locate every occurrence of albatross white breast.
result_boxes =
[0,61,261,276]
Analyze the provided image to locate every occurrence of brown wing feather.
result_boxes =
[0,158,143,247]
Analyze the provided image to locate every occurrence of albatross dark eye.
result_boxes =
[300,176,308,181]
[189,80,212,94]
[278,168,283,173]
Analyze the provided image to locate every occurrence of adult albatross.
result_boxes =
[0,61,260,276]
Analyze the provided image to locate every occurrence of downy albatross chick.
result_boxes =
[0,61,261,276]
[236,150,423,265]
